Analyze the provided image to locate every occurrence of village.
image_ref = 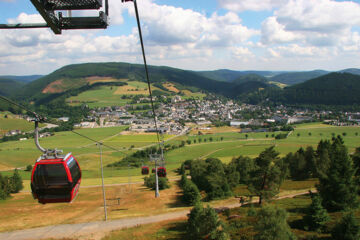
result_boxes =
[3,94,360,139]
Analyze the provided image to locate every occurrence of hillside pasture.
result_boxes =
[114,81,159,95]
[67,86,128,108]
[0,114,35,136]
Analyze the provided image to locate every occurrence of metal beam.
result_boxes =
[30,0,61,34]
[0,23,49,29]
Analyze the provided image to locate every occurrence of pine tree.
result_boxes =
[254,205,296,240]
[331,212,360,240]
[315,140,331,178]
[316,136,359,211]
[303,192,330,232]
[187,203,229,240]
[230,155,254,184]
[248,147,285,205]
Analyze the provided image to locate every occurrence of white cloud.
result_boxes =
[7,12,45,24]
[276,0,360,33]
[124,0,258,47]
[261,16,301,45]
[218,0,287,12]
[261,0,360,53]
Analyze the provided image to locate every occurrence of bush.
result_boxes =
[144,174,170,190]
[25,165,32,172]
[254,205,296,240]
[9,169,23,193]
[275,133,287,139]
[182,180,201,206]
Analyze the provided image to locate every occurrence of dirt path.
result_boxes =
[0,191,310,240]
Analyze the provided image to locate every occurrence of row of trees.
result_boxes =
[0,170,23,200]
[183,135,359,210]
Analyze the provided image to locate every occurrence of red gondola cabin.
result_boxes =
[157,167,166,177]
[31,153,81,204]
[141,166,149,175]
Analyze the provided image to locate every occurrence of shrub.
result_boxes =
[254,205,296,240]
[9,169,23,193]
[144,174,170,190]
[182,180,201,206]
[25,165,32,172]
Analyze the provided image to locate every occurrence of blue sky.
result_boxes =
[0,0,360,75]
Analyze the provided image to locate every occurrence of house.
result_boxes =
[58,117,69,122]
[230,121,249,126]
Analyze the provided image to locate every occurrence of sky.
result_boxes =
[0,0,360,75]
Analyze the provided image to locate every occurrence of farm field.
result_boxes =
[67,81,163,108]
[0,112,45,136]
[1,123,359,175]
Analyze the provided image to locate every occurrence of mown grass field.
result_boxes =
[1,123,359,178]
[67,81,163,108]
[0,112,45,136]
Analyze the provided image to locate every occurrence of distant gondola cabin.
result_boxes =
[141,166,149,175]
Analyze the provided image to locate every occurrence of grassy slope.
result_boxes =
[67,81,165,108]
[0,123,359,235]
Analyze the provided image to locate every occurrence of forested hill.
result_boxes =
[0,78,26,97]
[14,62,272,103]
[196,69,275,82]
[282,72,360,105]
[269,70,329,85]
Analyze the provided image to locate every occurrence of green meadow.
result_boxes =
[67,81,163,108]
[67,85,129,108]
[0,112,45,136]
[1,123,359,189]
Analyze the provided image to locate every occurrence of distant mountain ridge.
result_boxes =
[196,69,279,82]
[0,75,43,83]
[14,62,272,103]
[196,68,360,86]
[2,63,360,107]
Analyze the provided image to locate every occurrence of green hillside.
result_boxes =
[232,73,267,85]
[196,69,275,82]
[282,72,360,105]
[13,62,272,105]
[0,78,25,97]
[269,70,328,85]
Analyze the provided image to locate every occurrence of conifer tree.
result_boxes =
[317,136,359,211]
[303,192,330,232]
[187,203,229,240]
[254,205,296,240]
[248,147,285,205]
[230,155,254,184]
[315,140,331,178]
[331,212,360,240]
